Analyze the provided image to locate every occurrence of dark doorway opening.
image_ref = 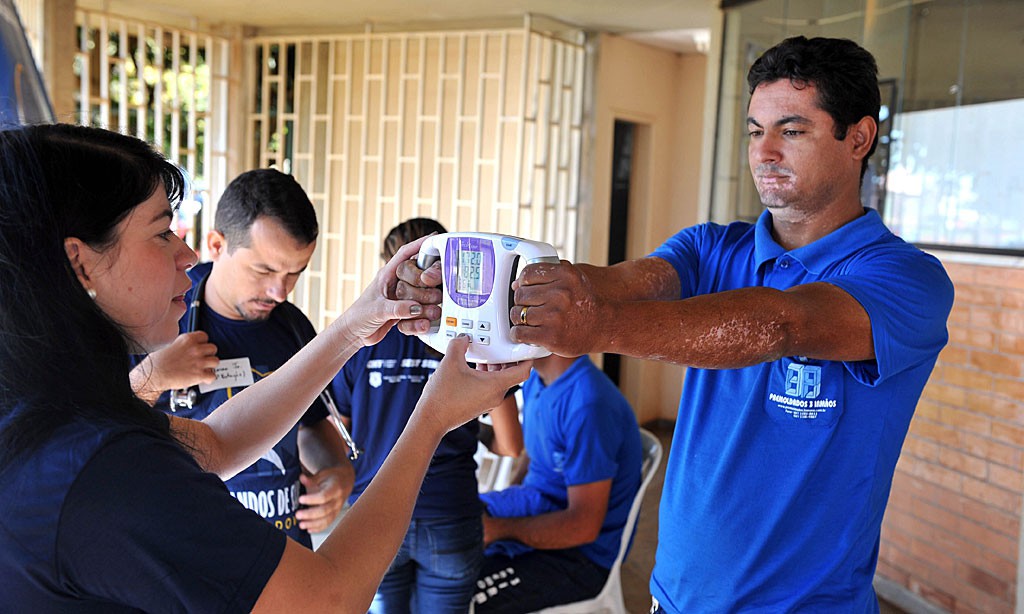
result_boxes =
[603,120,635,385]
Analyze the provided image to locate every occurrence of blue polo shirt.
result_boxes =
[482,356,642,570]
[648,209,953,613]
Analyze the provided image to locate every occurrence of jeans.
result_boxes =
[369,515,483,614]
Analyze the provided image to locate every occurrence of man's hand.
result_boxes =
[508,260,607,358]
[296,466,353,534]
[130,331,219,405]
[393,258,444,335]
[337,236,442,345]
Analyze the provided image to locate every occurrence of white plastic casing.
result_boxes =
[416,232,558,363]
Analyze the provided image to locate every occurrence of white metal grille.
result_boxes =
[247,24,586,330]
[73,8,231,249]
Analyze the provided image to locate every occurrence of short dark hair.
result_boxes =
[747,36,880,177]
[0,124,181,467]
[214,169,318,250]
[382,217,447,261]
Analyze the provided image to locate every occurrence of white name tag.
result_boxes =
[199,357,255,393]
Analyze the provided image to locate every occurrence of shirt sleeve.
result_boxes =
[57,432,287,613]
[649,223,716,300]
[826,247,954,386]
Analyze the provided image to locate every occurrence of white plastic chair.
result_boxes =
[475,389,525,493]
[476,441,520,493]
[528,427,664,614]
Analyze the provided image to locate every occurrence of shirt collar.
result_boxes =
[754,208,890,274]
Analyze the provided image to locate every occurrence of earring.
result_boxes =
[87,288,97,300]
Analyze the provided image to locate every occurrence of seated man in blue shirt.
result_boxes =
[472,354,642,613]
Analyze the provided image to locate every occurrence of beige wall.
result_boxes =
[587,33,707,424]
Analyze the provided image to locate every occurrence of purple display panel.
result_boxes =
[444,236,495,308]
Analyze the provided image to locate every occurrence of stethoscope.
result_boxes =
[170,272,362,461]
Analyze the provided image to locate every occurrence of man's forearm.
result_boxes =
[485,509,599,550]
[576,259,680,303]
[597,282,874,369]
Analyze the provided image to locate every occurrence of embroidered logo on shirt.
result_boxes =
[766,357,840,423]
[552,451,566,472]
[369,371,383,388]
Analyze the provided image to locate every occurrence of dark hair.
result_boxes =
[215,169,318,250]
[382,217,447,261]
[747,36,880,178]
[0,124,184,467]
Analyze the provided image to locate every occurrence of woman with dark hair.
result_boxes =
[0,123,531,612]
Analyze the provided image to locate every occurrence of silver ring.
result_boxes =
[520,305,529,326]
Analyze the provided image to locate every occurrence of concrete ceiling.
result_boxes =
[86,0,718,54]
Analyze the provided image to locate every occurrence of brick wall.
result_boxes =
[878,257,1024,613]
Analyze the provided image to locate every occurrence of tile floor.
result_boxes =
[622,421,907,614]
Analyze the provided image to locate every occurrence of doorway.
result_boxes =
[603,119,636,385]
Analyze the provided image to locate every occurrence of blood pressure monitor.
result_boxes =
[416,232,559,363]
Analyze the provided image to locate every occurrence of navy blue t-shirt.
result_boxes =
[0,416,285,611]
[139,261,329,547]
[331,328,482,518]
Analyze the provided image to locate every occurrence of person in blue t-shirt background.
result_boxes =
[396,37,954,613]
[332,217,523,614]
[130,168,352,548]
[471,353,641,614]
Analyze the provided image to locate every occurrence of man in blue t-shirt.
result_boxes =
[130,169,351,549]
[471,354,642,613]
[398,37,954,613]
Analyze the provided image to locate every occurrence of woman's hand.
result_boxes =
[337,236,443,346]
[413,335,532,436]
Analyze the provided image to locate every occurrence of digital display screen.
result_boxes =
[457,249,484,294]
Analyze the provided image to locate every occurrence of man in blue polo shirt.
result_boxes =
[399,36,954,612]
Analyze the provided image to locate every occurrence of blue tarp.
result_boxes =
[0,0,52,126]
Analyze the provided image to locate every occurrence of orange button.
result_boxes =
[445,316,458,327]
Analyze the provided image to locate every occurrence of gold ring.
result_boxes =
[520,305,530,326]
